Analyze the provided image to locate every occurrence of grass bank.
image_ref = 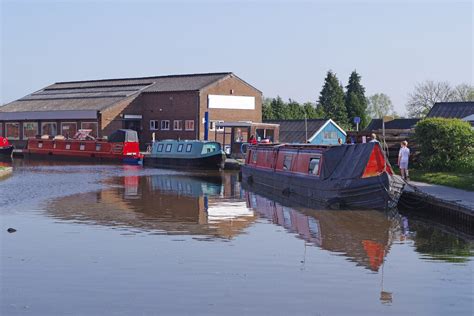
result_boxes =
[409,169,474,192]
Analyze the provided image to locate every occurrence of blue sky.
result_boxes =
[1,0,472,115]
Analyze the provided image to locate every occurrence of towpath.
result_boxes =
[404,180,474,213]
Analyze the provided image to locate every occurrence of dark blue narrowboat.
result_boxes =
[241,142,405,210]
[144,140,226,170]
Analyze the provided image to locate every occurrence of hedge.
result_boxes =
[414,118,474,171]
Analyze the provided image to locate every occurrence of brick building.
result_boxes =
[0,72,262,148]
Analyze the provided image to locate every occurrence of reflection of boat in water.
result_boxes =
[246,191,400,271]
[47,172,255,239]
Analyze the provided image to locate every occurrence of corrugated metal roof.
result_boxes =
[0,72,233,113]
[427,102,474,119]
[264,119,327,143]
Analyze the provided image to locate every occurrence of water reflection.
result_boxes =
[45,168,472,267]
[47,172,255,239]
[245,192,400,272]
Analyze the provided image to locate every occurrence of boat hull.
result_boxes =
[241,165,404,210]
[22,151,142,165]
[144,152,225,170]
[0,146,14,158]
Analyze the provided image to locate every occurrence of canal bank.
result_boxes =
[0,167,12,179]
[399,181,474,234]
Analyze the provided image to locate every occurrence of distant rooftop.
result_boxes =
[426,101,474,119]
[365,118,420,131]
[264,119,328,143]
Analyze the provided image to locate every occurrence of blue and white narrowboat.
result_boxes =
[144,140,226,170]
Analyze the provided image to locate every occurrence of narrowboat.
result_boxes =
[144,140,226,170]
[0,137,14,158]
[23,129,143,164]
[241,142,405,210]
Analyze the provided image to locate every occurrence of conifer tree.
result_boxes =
[345,71,368,129]
[318,71,348,126]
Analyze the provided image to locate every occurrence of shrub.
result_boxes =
[415,118,474,171]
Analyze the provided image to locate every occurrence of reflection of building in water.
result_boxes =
[246,192,399,272]
[47,172,255,239]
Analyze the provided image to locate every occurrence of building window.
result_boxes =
[23,122,38,140]
[323,131,337,139]
[41,122,57,137]
[173,120,183,131]
[308,157,321,175]
[5,122,20,140]
[161,120,170,130]
[81,122,98,138]
[209,120,224,132]
[150,120,159,131]
[186,144,192,152]
[165,144,172,152]
[61,122,77,138]
[185,120,194,131]
[177,144,184,152]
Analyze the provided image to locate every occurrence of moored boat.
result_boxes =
[144,140,226,170]
[241,142,404,210]
[0,137,14,158]
[23,129,143,164]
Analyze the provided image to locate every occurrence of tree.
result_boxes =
[287,99,305,119]
[406,81,455,117]
[345,71,369,129]
[262,97,275,120]
[453,84,474,101]
[367,93,395,118]
[302,102,321,119]
[270,96,289,119]
[318,71,348,127]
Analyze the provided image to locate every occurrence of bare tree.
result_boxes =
[367,93,395,118]
[406,81,455,117]
[453,84,474,101]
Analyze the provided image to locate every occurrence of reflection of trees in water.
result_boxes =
[410,222,473,263]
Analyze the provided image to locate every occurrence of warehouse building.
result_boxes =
[0,72,263,148]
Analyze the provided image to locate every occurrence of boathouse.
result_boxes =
[263,119,346,145]
[427,101,474,126]
[0,72,263,148]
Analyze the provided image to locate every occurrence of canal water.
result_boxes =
[1,161,472,315]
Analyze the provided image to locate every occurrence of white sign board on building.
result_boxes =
[208,95,255,110]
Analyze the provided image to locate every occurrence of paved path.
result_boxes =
[405,181,474,212]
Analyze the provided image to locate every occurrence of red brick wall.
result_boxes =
[199,75,262,140]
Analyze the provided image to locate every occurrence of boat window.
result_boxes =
[177,144,184,152]
[79,143,85,151]
[165,144,172,152]
[186,144,192,152]
[201,143,218,154]
[308,157,321,175]
[283,155,292,170]
[66,143,71,150]
[157,144,164,152]
[96,144,102,151]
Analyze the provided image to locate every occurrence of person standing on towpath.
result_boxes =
[398,140,410,180]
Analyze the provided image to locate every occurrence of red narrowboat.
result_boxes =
[0,137,14,158]
[23,129,143,164]
[241,142,404,210]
